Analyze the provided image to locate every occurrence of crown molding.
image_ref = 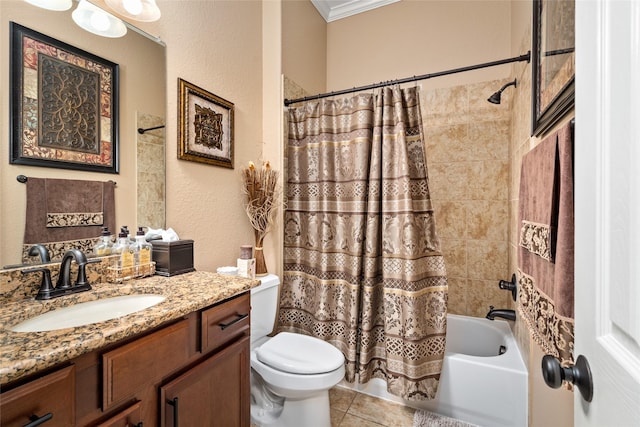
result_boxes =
[311,0,400,23]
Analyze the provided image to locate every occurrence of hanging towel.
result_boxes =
[23,178,116,262]
[517,120,574,366]
[45,178,105,227]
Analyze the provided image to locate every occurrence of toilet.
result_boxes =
[250,274,345,427]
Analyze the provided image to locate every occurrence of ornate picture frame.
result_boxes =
[531,0,575,136]
[178,78,234,169]
[10,22,119,173]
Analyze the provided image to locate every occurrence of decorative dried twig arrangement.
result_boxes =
[240,160,280,275]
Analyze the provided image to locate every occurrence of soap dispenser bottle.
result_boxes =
[113,227,135,277]
[94,227,113,257]
[134,227,153,276]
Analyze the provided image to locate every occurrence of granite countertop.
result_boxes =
[0,271,259,386]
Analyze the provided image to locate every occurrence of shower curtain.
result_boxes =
[278,86,448,400]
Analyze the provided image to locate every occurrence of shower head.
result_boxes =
[487,79,517,104]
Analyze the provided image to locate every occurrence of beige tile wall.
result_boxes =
[421,80,514,317]
[136,112,166,230]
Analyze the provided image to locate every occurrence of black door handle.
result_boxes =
[218,313,249,330]
[167,397,179,427]
[541,354,593,402]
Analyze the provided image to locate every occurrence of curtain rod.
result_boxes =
[284,51,531,107]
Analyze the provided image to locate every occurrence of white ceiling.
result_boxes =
[310,0,401,22]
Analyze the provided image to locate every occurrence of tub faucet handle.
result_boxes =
[498,273,517,301]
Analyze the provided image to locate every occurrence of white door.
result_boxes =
[574,0,640,425]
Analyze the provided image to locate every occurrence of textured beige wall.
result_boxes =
[509,1,575,424]
[262,0,284,278]
[282,0,327,96]
[0,1,164,265]
[326,0,513,92]
[149,0,265,272]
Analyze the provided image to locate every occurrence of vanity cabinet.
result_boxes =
[1,291,251,427]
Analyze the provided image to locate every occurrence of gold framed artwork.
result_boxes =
[178,78,234,168]
[10,22,119,173]
[532,0,575,136]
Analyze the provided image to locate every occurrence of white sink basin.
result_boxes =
[10,294,166,333]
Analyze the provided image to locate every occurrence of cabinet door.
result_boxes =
[160,335,250,427]
[0,365,74,427]
[103,319,190,410]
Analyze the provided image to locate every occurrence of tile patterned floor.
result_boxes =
[250,386,416,427]
[329,387,415,427]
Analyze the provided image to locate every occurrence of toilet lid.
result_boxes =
[256,332,344,374]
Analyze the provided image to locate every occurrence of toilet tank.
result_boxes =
[250,274,280,345]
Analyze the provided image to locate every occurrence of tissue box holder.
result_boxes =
[151,239,195,276]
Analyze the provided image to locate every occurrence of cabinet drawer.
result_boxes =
[95,401,142,427]
[201,292,250,354]
[103,319,190,409]
[0,365,74,427]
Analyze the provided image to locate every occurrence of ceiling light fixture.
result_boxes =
[72,0,127,38]
[105,0,161,22]
[24,0,73,11]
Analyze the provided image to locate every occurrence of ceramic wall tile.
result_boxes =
[440,239,467,278]
[422,79,511,318]
[467,278,512,318]
[423,85,469,127]
[428,162,471,201]
[467,239,508,281]
[468,160,509,201]
[445,276,467,315]
[466,200,508,241]
[431,201,466,240]
[468,119,510,161]
[424,124,470,163]
[137,112,165,230]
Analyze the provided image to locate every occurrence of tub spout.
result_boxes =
[486,306,516,321]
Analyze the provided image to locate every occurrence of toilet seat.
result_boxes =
[256,332,344,374]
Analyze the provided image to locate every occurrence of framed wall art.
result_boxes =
[531,0,575,136]
[178,78,234,169]
[10,22,119,174]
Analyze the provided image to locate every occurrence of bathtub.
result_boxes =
[339,314,528,427]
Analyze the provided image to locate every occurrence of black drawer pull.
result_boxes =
[24,413,53,427]
[167,397,178,427]
[218,313,249,330]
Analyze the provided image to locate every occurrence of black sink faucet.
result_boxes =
[23,248,97,300]
[28,244,51,263]
[486,305,516,321]
[56,249,89,289]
